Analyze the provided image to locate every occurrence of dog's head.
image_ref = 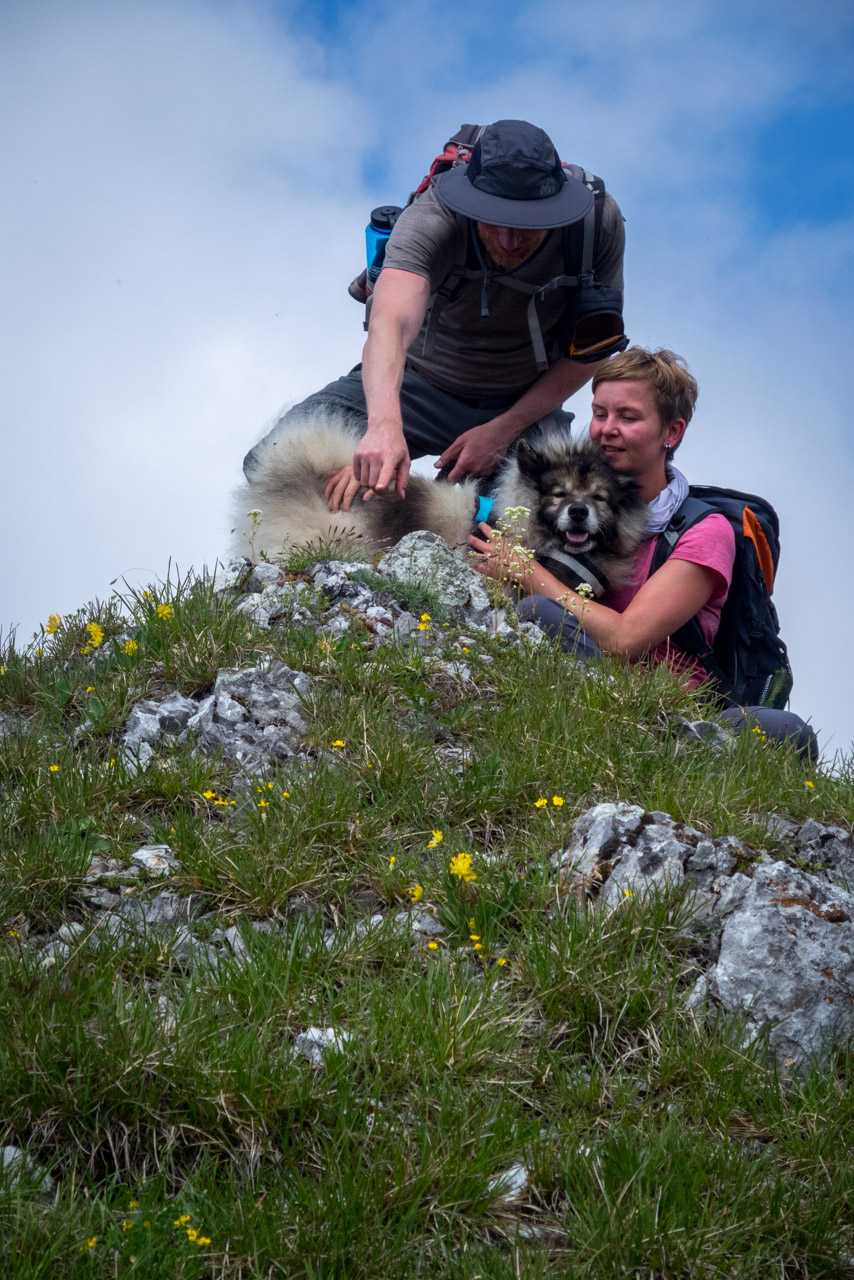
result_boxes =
[515,430,645,558]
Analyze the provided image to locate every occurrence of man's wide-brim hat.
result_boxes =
[432,119,593,229]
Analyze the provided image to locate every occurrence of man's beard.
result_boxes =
[477,225,548,269]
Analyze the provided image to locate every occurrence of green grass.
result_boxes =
[1,566,852,1277]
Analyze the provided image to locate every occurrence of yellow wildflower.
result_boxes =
[427,941,439,950]
[332,739,345,749]
[86,1237,97,1249]
[552,795,565,807]
[86,686,95,692]
[408,883,424,903]
[805,780,815,789]
[388,855,396,868]
[473,942,483,951]
[469,934,481,942]
[49,764,59,772]
[282,790,290,798]
[186,1228,198,1241]
[128,1200,139,1208]
[86,622,105,648]
[448,852,476,882]
[46,614,62,634]
[196,1236,211,1246]
[156,603,173,619]
[203,789,216,799]
[420,613,431,622]
[123,639,139,655]
[173,1214,191,1226]
[121,1220,134,1232]
[427,829,443,847]
[8,929,21,938]
[534,797,548,808]
[257,800,269,808]
[497,957,507,966]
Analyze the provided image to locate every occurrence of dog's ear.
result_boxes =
[515,436,542,480]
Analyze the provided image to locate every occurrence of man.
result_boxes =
[243,119,626,512]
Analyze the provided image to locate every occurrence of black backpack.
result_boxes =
[650,488,793,709]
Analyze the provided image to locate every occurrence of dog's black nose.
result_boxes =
[568,503,589,522]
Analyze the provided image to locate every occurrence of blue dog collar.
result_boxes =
[476,495,495,523]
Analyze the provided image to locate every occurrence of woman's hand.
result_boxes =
[468,522,534,588]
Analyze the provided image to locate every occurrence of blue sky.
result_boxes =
[1,0,853,755]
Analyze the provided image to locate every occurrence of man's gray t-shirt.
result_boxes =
[382,185,625,398]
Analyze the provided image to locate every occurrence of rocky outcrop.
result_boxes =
[552,802,854,1069]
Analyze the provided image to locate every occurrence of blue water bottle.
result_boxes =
[365,205,403,293]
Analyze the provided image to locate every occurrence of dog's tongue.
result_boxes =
[566,531,589,545]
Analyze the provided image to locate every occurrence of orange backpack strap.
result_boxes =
[743,507,775,593]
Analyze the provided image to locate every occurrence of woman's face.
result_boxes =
[589,379,685,496]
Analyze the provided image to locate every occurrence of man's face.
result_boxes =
[476,223,548,269]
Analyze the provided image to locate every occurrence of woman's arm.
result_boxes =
[469,524,720,660]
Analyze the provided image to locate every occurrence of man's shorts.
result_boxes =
[242,364,574,481]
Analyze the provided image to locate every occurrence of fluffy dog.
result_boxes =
[491,424,648,594]
[233,416,479,559]
[232,417,647,593]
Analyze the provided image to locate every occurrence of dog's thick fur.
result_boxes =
[234,417,479,558]
[233,417,648,588]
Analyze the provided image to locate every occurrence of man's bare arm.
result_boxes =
[437,355,604,482]
[326,269,431,512]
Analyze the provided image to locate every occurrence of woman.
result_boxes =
[469,347,817,760]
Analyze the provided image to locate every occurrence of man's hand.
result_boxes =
[352,428,411,499]
[436,419,514,483]
[324,465,371,514]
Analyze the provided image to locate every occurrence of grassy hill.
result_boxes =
[1,558,853,1279]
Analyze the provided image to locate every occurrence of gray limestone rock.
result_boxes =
[794,819,854,890]
[248,561,284,591]
[0,711,25,742]
[698,861,854,1069]
[489,1162,531,1206]
[130,844,179,876]
[670,715,737,753]
[184,660,312,771]
[553,801,646,888]
[294,1026,356,1069]
[156,691,198,734]
[211,558,253,596]
[1,1146,54,1196]
[378,532,492,629]
[83,856,140,884]
[599,813,687,907]
[124,700,163,748]
[553,803,751,905]
[393,908,445,939]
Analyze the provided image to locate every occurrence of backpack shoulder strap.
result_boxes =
[562,166,605,278]
[649,495,715,575]
[648,495,741,707]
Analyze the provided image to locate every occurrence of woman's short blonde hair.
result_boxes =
[591,347,698,427]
